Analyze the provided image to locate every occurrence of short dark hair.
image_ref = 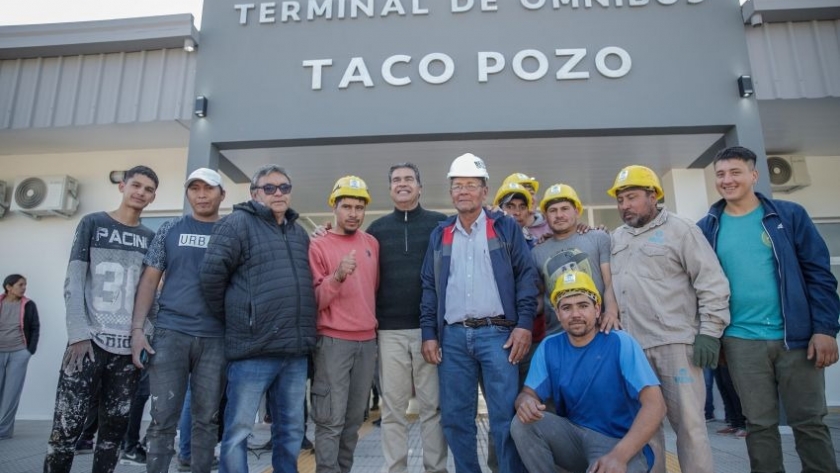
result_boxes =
[3,274,25,293]
[502,193,529,206]
[124,166,159,189]
[388,163,422,188]
[251,164,292,189]
[543,197,576,210]
[713,146,757,167]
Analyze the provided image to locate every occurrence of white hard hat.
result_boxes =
[447,153,490,180]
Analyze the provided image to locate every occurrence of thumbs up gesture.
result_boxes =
[335,249,357,283]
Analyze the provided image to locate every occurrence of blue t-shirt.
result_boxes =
[717,207,784,340]
[143,215,222,337]
[525,330,659,466]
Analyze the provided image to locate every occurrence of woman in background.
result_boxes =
[0,274,40,439]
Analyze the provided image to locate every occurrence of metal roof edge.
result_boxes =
[742,0,840,25]
[0,14,198,60]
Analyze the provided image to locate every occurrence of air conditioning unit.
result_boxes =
[768,156,811,193]
[0,180,8,219]
[11,175,80,219]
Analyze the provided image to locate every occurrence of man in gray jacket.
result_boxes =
[200,164,316,473]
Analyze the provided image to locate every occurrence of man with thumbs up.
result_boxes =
[308,176,380,473]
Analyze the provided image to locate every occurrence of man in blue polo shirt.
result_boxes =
[511,270,665,473]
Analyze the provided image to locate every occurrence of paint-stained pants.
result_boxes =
[43,343,140,473]
[645,344,714,473]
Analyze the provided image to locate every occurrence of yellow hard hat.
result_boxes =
[493,182,534,210]
[328,175,371,207]
[501,173,539,194]
[550,270,602,308]
[607,165,664,200]
[539,183,583,216]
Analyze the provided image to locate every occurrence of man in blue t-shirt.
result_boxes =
[511,271,665,473]
[698,146,840,473]
[130,168,226,473]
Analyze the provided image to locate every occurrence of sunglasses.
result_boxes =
[253,183,292,195]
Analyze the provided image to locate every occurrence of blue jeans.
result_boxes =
[438,324,525,473]
[178,385,192,460]
[703,368,715,420]
[220,356,307,473]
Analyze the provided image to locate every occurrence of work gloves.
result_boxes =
[692,334,721,369]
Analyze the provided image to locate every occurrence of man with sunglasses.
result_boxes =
[200,164,317,473]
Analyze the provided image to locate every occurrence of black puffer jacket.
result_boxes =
[200,201,316,361]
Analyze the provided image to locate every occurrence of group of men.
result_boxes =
[41,145,838,473]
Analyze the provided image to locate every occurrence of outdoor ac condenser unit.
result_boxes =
[10,175,80,219]
[0,180,8,219]
[767,156,811,193]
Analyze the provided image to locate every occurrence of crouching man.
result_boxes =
[511,270,665,473]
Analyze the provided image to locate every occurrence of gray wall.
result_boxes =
[189,0,765,167]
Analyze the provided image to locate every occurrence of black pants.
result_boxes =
[44,344,140,473]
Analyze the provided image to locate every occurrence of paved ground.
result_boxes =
[3,410,840,472]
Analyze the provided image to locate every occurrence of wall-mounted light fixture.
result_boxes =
[738,75,754,98]
[109,170,126,184]
[194,96,208,118]
[184,38,196,53]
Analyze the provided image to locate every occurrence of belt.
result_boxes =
[450,316,516,328]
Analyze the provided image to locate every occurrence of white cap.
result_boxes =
[185,168,223,189]
[447,153,490,180]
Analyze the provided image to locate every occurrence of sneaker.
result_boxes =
[716,426,739,435]
[177,456,219,471]
[74,438,94,454]
[734,429,747,438]
[119,444,147,466]
[705,416,715,423]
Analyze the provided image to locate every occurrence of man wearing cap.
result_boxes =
[129,168,225,473]
[608,165,730,473]
[511,270,665,473]
[366,163,448,473]
[697,146,839,473]
[420,153,538,473]
[532,183,619,336]
[308,176,379,473]
[499,173,551,244]
[200,164,316,473]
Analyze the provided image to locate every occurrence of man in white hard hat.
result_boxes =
[420,153,538,473]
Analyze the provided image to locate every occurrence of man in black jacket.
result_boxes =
[366,163,448,473]
[200,164,317,473]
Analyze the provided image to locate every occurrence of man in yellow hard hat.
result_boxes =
[420,153,538,473]
[607,165,730,473]
[308,176,380,473]
[499,173,552,243]
[511,270,665,473]
[532,183,619,336]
